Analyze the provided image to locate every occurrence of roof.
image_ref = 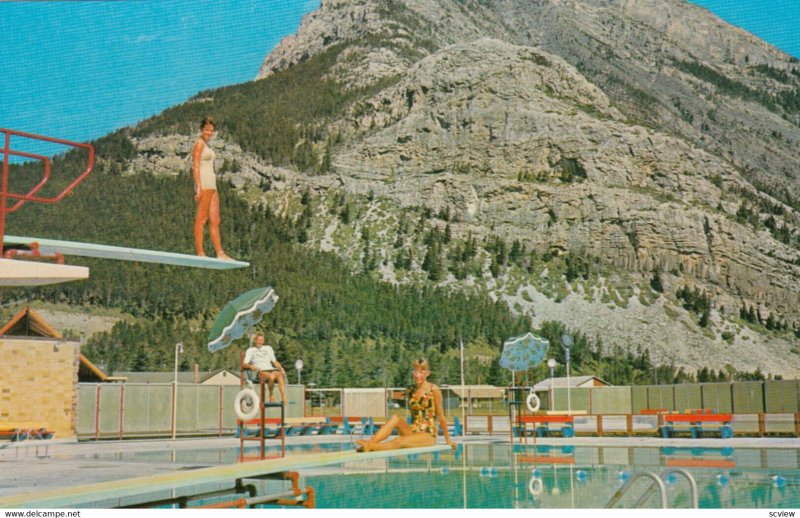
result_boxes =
[79,354,111,382]
[0,306,115,382]
[533,375,610,390]
[0,305,61,338]
[444,385,505,399]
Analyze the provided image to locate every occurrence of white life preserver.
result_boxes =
[526,392,541,413]
[234,388,260,421]
[528,476,543,499]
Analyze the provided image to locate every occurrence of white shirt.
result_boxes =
[243,345,278,371]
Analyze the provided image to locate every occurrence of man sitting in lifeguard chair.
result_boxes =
[242,334,287,405]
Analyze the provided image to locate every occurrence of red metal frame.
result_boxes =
[0,128,95,255]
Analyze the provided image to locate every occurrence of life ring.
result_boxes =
[234,388,260,421]
[526,392,541,413]
[528,476,543,498]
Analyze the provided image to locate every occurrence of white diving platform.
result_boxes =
[4,235,249,270]
[0,445,449,508]
[0,258,89,286]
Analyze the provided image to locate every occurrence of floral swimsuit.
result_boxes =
[409,385,437,437]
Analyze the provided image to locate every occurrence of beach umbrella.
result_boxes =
[207,287,279,352]
[499,332,550,372]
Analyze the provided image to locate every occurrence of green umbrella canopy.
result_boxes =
[207,287,279,352]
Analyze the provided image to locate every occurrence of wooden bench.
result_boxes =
[661,412,733,438]
[518,415,575,438]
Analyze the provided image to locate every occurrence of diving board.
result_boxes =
[0,258,88,286]
[0,445,450,509]
[4,235,248,270]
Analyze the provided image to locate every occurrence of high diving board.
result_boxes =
[0,258,89,286]
[0,445,449,508]
[4,235,249,270]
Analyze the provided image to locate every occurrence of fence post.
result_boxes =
[794,413,800,438]
[119,384,124,440]
[219,385,223,437]
[758,413,766,437]
[94,384,101,441]
[626,414,632,437]
[597,414,603,436]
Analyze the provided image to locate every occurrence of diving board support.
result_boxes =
[4,235,249,270]
[0,445,450,509]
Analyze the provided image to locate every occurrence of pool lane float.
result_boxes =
[526,392,541,413]
[234,388,260,420]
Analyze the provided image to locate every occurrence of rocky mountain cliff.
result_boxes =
[129,0,800,376]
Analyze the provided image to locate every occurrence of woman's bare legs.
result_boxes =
[357,415,419,451]
[358,432,436,452]
[194,190,213,256]
[208,191,231,259]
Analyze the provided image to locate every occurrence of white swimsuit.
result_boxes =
[197,141,216,190]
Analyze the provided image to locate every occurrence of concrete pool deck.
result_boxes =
[1,435,797,500]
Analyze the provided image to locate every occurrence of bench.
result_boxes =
[518,415,575,438]
[661,412,733,438]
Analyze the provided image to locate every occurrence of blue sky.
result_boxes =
[0,0,797,157]
[0,0,319,155]
[691,0,800,58]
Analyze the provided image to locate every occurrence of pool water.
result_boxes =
[300,443,799,509]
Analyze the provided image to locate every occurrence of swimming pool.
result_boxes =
[31,441,799,508]
[297,443,799,509]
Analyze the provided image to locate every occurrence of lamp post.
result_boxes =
[547,358,557,411]
[172,342,184,440]
[561,334,573,416]
[295,359,304,385]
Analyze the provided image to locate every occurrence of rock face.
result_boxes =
[136,0,800,375]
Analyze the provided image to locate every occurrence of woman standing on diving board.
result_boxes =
[192,116,232,260]
[357,358,457,452]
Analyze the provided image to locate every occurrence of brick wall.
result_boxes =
[0,338,79,438]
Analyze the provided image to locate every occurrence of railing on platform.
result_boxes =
[0,128,94,255]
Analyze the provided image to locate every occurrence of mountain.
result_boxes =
[12,0,800,378]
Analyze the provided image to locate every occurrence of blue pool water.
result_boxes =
[59,442,799,508]
[299,443,799,509]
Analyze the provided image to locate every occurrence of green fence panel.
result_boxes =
[176,384,200,433]
[645,386,675,411]
[196,385,224,431]
[764,380,799,413]
[76,384,98,436]
[222,386,240,429]
[700,383,732,412]
[631,386,648,413]
[673,384,702,411]
[552,388,589,413]
[732,381,764,413]
[591,387,632,414]
[98,384,122,435]
[122,385,154,434]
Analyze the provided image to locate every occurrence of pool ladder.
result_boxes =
[605,468,699,508]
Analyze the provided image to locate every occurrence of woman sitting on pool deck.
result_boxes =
[357,359,457,452]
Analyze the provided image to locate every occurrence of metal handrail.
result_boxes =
[0,127,95,254]
[634,468,699,509]
[605,471,668,508]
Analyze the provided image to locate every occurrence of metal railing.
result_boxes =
[0,128,94,255]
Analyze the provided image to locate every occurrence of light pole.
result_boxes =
[172,341,184,440]
[561,334,573,416]
[547,358,557,411]
[295,359,304,385]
